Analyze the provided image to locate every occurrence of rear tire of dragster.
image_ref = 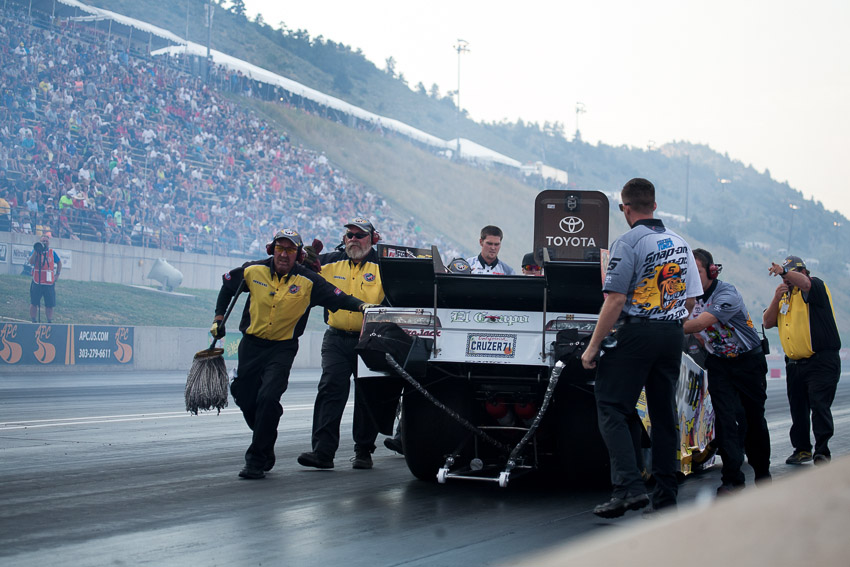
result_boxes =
[401,381,472,482]
[554,385,611,488]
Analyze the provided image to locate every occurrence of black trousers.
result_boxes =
[230,335,298,468]
[595,321,683,509]
[705,351,771,485]
[786,350,841,457]
[310,330,380,458]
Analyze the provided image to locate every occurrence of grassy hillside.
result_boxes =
[242,97,538,267]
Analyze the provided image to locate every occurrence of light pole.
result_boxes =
[684,154,690,224]
[575,102,586,141]
[205,0,214,84]
[454,39,469,159]
[787,203,799,252]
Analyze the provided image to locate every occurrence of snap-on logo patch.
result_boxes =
[333,288,342,295]
[364,273,375,282]
[289,285,300,294]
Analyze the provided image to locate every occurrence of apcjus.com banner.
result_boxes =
[0,323,134,365]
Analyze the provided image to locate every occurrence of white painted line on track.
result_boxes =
[0,402,352,431]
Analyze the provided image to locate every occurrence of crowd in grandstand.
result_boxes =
[0,8,462,259]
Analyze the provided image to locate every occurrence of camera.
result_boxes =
[33,241,45,254]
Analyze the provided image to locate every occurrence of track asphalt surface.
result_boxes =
[1,366,849,566]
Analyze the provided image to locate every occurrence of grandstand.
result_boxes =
[0,0,572,264]
[0,3,471,260]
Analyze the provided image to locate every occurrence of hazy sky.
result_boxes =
[245,0,850,218]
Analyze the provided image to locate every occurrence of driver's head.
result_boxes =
[478,226,503,263]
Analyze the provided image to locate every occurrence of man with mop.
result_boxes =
[211,229,373,479]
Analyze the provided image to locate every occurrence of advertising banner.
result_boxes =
[221,332,243,361]
[0,242,7,263]
[10,245,71,269]
[0,323,134,366]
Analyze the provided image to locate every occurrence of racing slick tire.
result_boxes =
[401,380,473,482]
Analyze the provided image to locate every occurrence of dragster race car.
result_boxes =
[354,190,715,487]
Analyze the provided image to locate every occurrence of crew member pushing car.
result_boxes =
[211,228,368,480]
[581,178,702,518]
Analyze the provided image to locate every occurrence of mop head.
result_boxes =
[185,347,229,415]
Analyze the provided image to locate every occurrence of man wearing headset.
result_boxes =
[211,228,370,480]
[684,248,771,495]
[764,255,841,466]
[298,218,387,471]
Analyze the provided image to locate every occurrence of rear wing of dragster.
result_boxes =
[369,190,611,362]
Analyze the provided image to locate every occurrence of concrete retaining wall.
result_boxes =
[1,233,247,290]
[131,327,324,371]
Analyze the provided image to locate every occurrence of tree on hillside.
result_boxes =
[415,82,426,95]
[384,56,396,77]
[429,84,441,99]
[229,0,246,18]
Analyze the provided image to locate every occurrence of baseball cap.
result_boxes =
[447,258,472,274]
[269,228,302,248]
[782,255,806,272]
[522,252,537,267]
[344,217,375,234]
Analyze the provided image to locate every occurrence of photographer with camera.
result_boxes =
[28,235,62,323]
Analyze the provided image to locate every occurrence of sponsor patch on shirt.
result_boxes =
[223,272,231,280]
[657,238,674,251]
[288,285,300,294]
[333,288,342,295]
[253,279,268,287]
[364,273,375,282]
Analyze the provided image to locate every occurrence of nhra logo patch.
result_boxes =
[288,285,300,294]
[364,273,375,282]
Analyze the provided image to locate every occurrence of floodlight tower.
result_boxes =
[454,39,469,159]
[787,203,800,252]
[575,102,586,141]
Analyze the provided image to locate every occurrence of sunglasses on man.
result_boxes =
[346,231,370,240]
[273,244,298,254]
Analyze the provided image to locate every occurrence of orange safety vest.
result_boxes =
[32,250,57,285]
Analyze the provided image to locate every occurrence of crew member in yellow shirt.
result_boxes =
[212,228,368,480]
[764,255,841,466]
[298,218,386,471]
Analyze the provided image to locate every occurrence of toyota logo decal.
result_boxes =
[559,216,585,234]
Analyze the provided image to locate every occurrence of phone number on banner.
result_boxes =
[78,348,113,359]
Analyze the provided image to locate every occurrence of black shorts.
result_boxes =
[30,282,56,308]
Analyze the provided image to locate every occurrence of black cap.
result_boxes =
[269,228,303,248]
[522,252,537,267]
[345,217,375,234]
[782,255,806,272]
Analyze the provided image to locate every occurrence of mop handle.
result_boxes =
[208,278,246,350]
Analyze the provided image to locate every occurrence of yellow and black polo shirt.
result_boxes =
[777,276,841,360]
[216,258,362,342]
[319,248,384,332]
